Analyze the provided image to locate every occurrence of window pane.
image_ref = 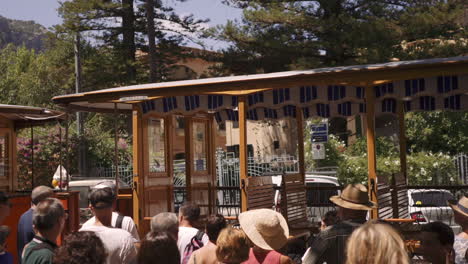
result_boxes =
[148,118,166,173]
[193,121,207,171]
[0,136,8,178]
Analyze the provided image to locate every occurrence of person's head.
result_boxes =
[330,184,376,220]
[150,212,179,240]
[421,221,455,264]
[0,192,10,225]
[138,231,179,264]
[206,214,227,243]
[33,198,66,240]
[178,202,201,226]
[346,221,409,264]
[53,231,107,264]
[321,210,339,230]
[448,196,468,228]
[89,187,115,224]
[0,225,10,252]
[31,185,54,206]
[216,227,250,264]
[239,208,289,251]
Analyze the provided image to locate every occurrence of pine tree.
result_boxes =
[58,0,208,84]
[215,0,468,74]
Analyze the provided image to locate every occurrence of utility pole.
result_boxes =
[75,32,87,177]
[146,0,158,82]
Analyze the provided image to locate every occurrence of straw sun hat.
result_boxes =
[448,196,468,219]
[239,209,289,251]
[329,184,377,211]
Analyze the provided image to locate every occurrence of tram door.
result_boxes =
[142,115,174,217]
[0,129,11,191]
[186,116,216,216]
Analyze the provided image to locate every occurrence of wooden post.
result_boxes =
[238,96,248,212]
[185,117,193,201]
[365,85,378,219]
[59,121,63,191]
[30,124,34,190]
[132,106,142,228]
[114,103,120,195]
[397,101,407,183]
[296,107,306,182]
[65,112,70,191]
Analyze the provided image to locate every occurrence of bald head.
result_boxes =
[32,186,53,205]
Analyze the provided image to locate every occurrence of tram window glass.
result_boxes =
[0,135,8,178]
[193,121,207,171]
[148,118,166,173]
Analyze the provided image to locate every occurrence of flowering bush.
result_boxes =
[17,127,75,190]
[407,152,459,185]
[16,124,133,190]
[305,131,459,185]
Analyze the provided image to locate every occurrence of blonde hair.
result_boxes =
[346,221,409,264]
[216,227,250,264]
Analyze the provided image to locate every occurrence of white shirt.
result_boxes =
[80,225,137,264]
[178,226,209,263]
[82,212,140,241]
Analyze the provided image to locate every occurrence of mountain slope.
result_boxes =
[0,15,48,51]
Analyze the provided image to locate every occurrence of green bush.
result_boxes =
[305,131,459,185]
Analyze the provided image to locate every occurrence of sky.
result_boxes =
[0,0,243,50]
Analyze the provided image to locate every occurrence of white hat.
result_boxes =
[239,209,289,251]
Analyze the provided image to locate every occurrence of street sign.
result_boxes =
[311,123,328,143]
[312,143,325,159]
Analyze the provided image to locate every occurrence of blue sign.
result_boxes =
[311,123,328,143]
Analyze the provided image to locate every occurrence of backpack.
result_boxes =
[182,230,205,264]
[114,214,124,229]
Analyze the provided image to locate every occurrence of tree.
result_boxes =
[406,112,468,155]
[58,0,208,84]
[215,0,468,74]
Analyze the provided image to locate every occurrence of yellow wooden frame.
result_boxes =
[142,113,171,178]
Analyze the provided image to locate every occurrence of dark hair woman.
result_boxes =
[138,231,180,264]
[53,231,107,264]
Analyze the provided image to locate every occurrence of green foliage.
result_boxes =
[16,126,75,190]
[405,112,468,155]
[215,0,468,74]
[305,131,459,185]
[0,44,74,107]
[58,0,209,84]
[407,152,459,185]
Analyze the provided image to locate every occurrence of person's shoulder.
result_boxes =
[107,226,135,239]
[122,215,136,225]
[81,216,96,227]
[179,226,199,234]
[24,245,54,263]
[19,208,33,221]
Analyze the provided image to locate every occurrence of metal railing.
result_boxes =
[88,165,134,187]
[455,154,468,184]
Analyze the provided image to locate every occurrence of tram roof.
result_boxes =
[52,56,468,113]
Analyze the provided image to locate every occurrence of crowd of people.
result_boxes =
[0,182,467,264]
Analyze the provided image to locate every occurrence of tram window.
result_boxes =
[148,118,166,173]
[0,135,8,178]
[193,121,207,171]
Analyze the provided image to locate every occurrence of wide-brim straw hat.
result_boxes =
[448,196,468,219]
[239,209,289,251]
[330,184,377,211]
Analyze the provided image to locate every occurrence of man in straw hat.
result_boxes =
[449,196,468,264]
[239,208,293,264]
[302,183,376,264]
